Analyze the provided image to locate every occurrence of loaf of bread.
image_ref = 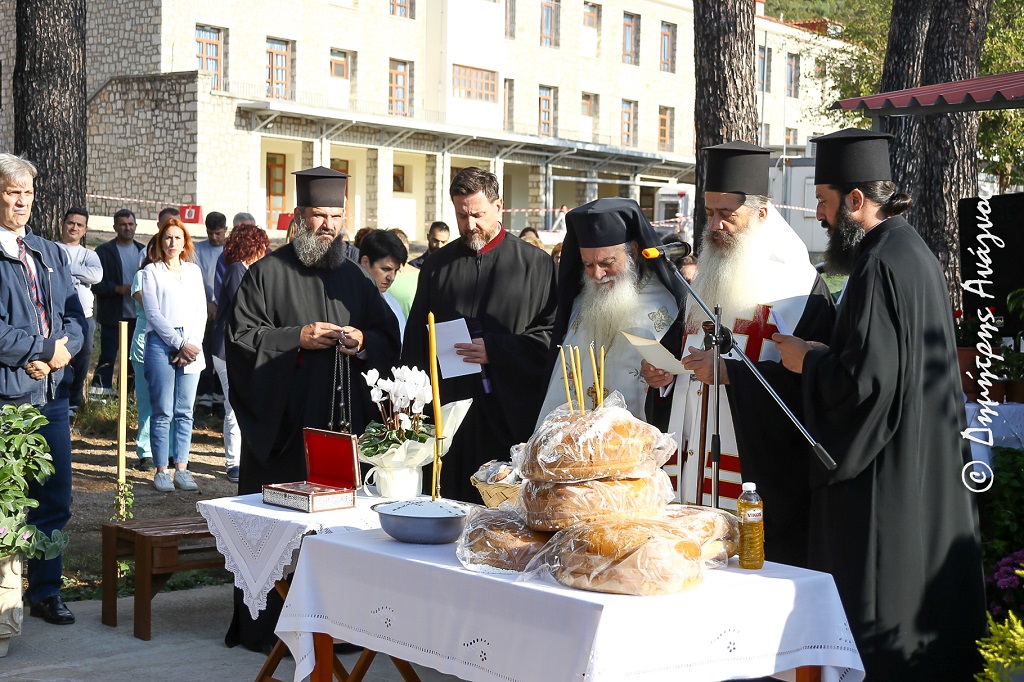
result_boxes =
[547,519,704,595]
[456,507,553,573]
[518,469,673,532]
[515,405,675,482]
[662,504,739,568]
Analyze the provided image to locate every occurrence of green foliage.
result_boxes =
[112,480,135,523]
[358,420,432,458]
[979,448,1024,570]
[0,404,70,559]
[60,567,232,603]
[74,392,139,438]
[976,611,1024,682]
[979,0,1024,191]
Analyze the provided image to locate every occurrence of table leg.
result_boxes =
[254,640,288,682]
[389,656,422,682]
[100,526,118,628]
[795,666,822,682]
[312,632,335,682]
[345,648,376,682]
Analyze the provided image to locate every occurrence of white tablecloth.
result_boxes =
[196,493,384,618]
[276,529,864,682]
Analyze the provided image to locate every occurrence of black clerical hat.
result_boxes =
[812,128,893,185]
[703,141,770,195]
[293,166,349,207]
[566,197,650,248]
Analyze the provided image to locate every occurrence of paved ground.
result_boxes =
[1,584,459,682]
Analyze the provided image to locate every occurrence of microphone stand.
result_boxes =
[655,252,837,507]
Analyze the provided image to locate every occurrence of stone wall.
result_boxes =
[87,0,162,97]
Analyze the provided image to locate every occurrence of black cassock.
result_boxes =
[403,230,557,503]
[801,217,985,680]
[223,243,400,652]
[647,275,836,568]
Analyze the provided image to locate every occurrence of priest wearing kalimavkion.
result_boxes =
[538,198,687,423]
[644,141,834,568]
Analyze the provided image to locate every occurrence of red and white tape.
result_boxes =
[86,193,177,207]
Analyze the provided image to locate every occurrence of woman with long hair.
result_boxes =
[211,223,270,484]
[142,218,207,492]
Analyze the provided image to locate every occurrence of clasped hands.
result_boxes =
[24,336,72,380]
[171,342,202,368]
[300,321,364,356]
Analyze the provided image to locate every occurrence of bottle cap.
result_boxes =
[742,481,757,492]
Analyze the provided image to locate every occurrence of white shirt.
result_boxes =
[0,226,38,280]
[193,240,223,303]
[141,260,208,374]
[55,242,103,318]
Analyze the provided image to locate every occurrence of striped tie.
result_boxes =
[16,237,50,337]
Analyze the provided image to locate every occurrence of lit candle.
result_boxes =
[589,343,599,409]
[428,312,443,500]
[599,345,605,407]
[559,345,573,413]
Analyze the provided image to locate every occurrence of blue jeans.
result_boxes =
[25,398,73,603]
[132,357,175,462]
[143,333,200,469]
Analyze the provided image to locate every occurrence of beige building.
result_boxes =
[0,0,845,239]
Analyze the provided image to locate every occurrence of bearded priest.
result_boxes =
[538,198,688,423]
[644,141,835,568]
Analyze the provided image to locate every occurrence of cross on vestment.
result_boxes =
[731,304,779,361]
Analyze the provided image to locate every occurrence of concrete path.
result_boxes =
[0,584,459,682]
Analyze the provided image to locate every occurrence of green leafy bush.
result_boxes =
[979,448,1024,571]
[976,611,1024,682]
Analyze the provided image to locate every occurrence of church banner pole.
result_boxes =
[642,248,837,472]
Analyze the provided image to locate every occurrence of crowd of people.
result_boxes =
[0,127,988,678]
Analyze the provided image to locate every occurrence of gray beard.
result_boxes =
[575,254,642,350]
[292,218,346,270]
[686,220,764,332]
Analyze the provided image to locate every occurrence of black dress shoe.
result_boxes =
[29,595,76,625]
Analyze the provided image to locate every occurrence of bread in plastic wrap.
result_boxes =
[455,505,553,573]
[520,518,705,595]
[512,392,676,483]
[517,469,674,532]
[661,504,740,568]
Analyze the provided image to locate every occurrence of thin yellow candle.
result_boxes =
[588,343,599,410]
[599,345,605,407]
[573,346,585,412]
[559,345,573,413]
[428,312,444,500]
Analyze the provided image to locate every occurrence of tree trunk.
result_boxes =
[14,0,87,241]
[917,0,990,307]
[880,0,933,204]
[692,0,758,254]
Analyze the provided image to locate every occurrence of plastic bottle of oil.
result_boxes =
[737,481,764,570]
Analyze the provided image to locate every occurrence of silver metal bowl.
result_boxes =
[372,500,469,544]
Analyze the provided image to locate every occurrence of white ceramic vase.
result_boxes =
[374,466,423,500]
[0,553,23,657]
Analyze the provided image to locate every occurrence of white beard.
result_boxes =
[575,255,643,351]
[686,217,767,332]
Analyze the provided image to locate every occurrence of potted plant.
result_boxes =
[0,404,69,657]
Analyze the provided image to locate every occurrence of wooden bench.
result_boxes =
[101,516,225,640]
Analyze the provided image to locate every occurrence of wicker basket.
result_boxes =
[470,477,521,508]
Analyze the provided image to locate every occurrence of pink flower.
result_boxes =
[0,527,7,535]
[21,532,31,541]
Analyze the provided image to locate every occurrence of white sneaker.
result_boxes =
[153,471,174,492]
[173,469,199,492]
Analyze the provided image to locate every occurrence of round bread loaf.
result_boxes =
[552,519,704,595]
[518,470,673,532]
[662,504,739,563]
[457,507,553,572]
[517,406,673,482]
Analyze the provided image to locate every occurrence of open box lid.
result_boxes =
[302,428,361,490]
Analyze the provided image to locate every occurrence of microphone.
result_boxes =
[641,242,692,260]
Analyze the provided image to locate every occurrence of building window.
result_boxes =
[504,79,515,131]
[196,26,223,89]
[391,0,414,18]
[266,152,286,229]
[622,13,640,65]
[452,65,498,102]
[658,106,673,151]
[786,127,798,146]
[506,0,516,38]
[758,46,772,93]
[266,38,291,99]
[581,92,594,117]
[786,52,801,98]
[389,59,412,115]
[583,2,600,28]
[621,99,637,146]
[758,123,770,146]
[660,22,676,73]
[393,165,407,193]
[330,49,350,79]
[540,1,560,48]
[538,85,556,136]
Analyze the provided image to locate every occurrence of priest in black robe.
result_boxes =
[644,141,835,568]
[775,129,986,680]
[224,167,400,652]
[403,167,557,503]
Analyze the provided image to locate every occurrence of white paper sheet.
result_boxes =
[769,307,793,336]
[434,318,481,379]
[622,331,688,374]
